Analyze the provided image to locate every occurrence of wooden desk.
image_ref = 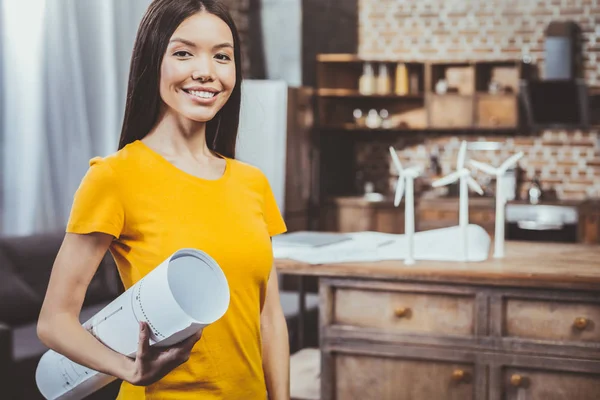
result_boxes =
[275,241,600,400]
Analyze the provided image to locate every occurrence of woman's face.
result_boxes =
[159,12,236,123]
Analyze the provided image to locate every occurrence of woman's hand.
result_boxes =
[126,322,202,386]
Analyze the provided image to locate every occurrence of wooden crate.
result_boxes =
[427,94,474,128]
[476,94,518,128]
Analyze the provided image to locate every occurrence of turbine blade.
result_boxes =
[457,140,467,170]
[469,159,497,175]
[499,152,524,173]
[467,177,484,195]
[394,177,405,206]
[432,171,461,187]
[388,146,403,173]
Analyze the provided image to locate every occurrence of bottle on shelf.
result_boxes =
[359,62,375,95]
[501,166,517,201]
[514,163,525,200]
[394,63,409,95]
[527,170,543,205]
[428,147,442,179]
[377,63,391,95]
[409,72,420,94]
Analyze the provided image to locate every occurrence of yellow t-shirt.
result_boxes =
[66,140,287,399]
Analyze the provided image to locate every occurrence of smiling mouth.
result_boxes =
[182,89,219,99]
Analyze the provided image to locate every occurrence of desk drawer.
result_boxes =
[335,353,475,400]
[503,367,600,400]
[334,288,475,336]
[505,298,600,343]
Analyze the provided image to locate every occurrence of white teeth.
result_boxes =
[188,90,216,99]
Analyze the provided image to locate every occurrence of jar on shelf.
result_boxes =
[365,109,382,129]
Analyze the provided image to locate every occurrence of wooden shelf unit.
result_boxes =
[312,55,538,230]
[315,55,537,132]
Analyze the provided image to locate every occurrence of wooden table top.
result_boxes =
[274,241,600,291]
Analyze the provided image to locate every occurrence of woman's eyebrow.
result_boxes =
[169,38,233,51]
[169,37,196,47]
[213,42,234,50]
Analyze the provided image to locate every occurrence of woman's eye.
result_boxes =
[174,51,192,57]
[215,53,231,61]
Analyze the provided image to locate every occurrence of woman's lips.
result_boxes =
[183,89,220,105]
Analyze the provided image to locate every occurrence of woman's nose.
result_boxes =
[191,56,215,82]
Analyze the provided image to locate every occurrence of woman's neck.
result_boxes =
[143,107,216,160]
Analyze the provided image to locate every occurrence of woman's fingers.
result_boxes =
[138,325,201,366]
[136,322,150,360]
[182,329,203,350]
[127,326,202,385]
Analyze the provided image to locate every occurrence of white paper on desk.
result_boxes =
[272,231,396,261]
[35,249,230,400]
[275,225,490,264]
[378,225,491,262]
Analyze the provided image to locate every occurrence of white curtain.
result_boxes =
[260,0,302,86]
[1,0,47,236]
[1,0,151,236]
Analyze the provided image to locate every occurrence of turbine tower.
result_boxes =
[431,141,484,261]
[470,152,524,258]
[389,146,421,265]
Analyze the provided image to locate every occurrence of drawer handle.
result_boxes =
[573,317,589,330]
[394,307,411,318]
[451,369,467,383]
[510,374,524,387]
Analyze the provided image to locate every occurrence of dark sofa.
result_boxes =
[0,231,318,400]
[0,231,123,400]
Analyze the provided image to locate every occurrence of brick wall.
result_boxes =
[356,0,600,200]
[359,0,600,83]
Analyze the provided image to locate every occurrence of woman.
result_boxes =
[36,0,290,399]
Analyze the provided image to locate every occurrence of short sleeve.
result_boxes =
[261,174,287,237]
[66,157,124,238]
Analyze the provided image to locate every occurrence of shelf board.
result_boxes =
[427,92,475,98]
[475,92,518,96]
[427,92,519,98]
[317,89,518,99]
[319,125,519,134]
[316,54,425,64]
[316,54,525,65]
[316,54,362,62]
[318,88,424,99]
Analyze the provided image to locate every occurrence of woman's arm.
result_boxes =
[37,232,135,379]
[261,265,290,400]
[37,232,200,386]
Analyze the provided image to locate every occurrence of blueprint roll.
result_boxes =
[35,248,230,400]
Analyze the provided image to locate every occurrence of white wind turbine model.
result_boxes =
[469,152,524,258]
[389,146,421,265]
[431,141,484,261]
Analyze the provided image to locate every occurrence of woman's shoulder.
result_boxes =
[228,158,268,182]
[87,141,143,176]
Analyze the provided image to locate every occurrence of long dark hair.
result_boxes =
[118,0,242,158]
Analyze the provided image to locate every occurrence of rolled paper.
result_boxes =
[36,248,230,400]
